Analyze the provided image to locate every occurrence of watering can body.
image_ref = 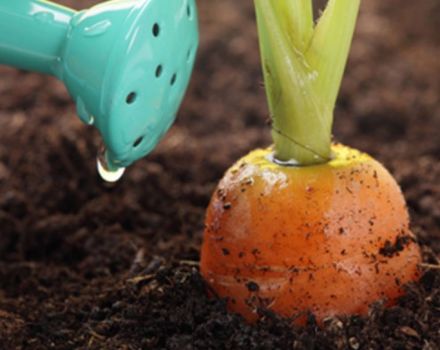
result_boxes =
[0,0,198,178]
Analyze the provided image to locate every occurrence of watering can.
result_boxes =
[0,0,198,181]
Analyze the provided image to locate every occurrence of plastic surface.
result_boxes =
[0,0,199,170]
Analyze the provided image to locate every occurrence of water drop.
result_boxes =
[96,148,125,183]
[33,11,54,24]
[266,152,300,167]
[83,20,112,37]
[97,157,125,182]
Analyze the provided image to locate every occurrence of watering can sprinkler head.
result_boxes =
[0,0,199,182]
[64,0,199,181]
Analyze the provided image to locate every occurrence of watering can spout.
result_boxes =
[0,0,199,182]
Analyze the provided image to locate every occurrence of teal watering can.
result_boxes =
[0,0,198,182]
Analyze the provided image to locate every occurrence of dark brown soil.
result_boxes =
[0,1,439,349]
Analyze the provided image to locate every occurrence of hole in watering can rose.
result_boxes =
[126,92,137,104]
[152,23,160,37]
[133,136,144,148]
[187,4,192,18]
[155,65,163,78]
[186,48,192,62]
[170,74,177,85]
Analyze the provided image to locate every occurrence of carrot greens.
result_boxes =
[254,0,361,164]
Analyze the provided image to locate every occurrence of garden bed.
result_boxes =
[0,0,439,348]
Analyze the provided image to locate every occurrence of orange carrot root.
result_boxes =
[200,144,422,323]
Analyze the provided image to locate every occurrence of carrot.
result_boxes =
[201,144,421,322]
[200,0,422,324]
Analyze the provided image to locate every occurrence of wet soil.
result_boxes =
[0,0,439,349]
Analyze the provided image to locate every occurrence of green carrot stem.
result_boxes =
[254,0,360,165]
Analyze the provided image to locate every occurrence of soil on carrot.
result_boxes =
[0,1,439,349]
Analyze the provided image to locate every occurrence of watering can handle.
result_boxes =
[0,1,74,76]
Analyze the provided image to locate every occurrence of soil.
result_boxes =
[0,0,439,349]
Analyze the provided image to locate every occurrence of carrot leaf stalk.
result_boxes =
[254,0,361,165]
